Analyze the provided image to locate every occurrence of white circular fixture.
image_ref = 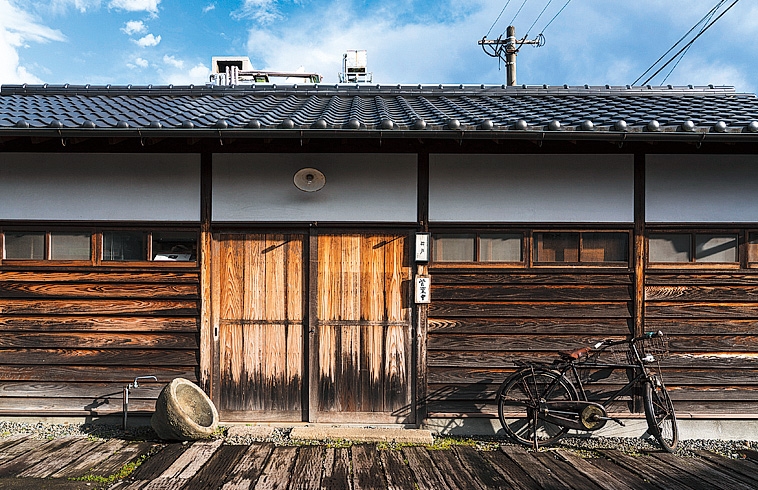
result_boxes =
[294,167,326,192]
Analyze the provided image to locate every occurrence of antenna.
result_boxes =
[479,26,544,85]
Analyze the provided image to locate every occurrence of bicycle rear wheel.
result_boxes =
[498,369,578,448]
[643,375,678,452]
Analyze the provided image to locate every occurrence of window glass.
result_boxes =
[535,233,579,263]
[153,232,197,261]
[433,235,475,262]
[5,233,45,260]
[103,231,147,261]
[582,233,629,263]
[51,233,91,260]
[480,234,522,262]
[695,234,738,263]
[750,232,758,263]
[649,234,691,262]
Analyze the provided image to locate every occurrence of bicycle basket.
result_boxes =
[640,334,670,361]
[590,342,635,365]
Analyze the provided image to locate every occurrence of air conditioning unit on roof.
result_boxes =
[339,50,372,83]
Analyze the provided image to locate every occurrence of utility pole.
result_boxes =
[479,26,544,86]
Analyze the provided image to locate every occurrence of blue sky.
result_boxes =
[1,0,757,92]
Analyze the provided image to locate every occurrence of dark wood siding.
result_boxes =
[645,272,758,414]
[0,269,200,416]
[426,269,633,419]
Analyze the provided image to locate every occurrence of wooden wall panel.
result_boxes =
[0,268,200,417]
[644,272,758,415]
[426,269,633,419]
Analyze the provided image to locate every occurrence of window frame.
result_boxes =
[0,226,199,268]
[646,229,742,269]
[430,228,632,269]
[431,229,527,268]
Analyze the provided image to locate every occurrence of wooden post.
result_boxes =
[199,151,213,396]
[633,152,646,339]
[415,151,430,425]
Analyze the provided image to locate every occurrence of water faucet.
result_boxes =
[123,375,158,430]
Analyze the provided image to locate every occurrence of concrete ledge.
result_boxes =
[226,425,276,439]
[290,427,434,444]
[424,417,758,441]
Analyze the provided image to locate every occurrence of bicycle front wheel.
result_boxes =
[498,369,578,447]
[643,375,678,452]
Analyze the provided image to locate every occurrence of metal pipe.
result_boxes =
[123,376,158,430]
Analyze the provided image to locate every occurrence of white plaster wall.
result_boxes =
[429,154,634,223]
[647,154,758,223]
[212,153,417,222]
[0,153,201,222]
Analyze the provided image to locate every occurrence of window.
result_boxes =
[431,230,627,266]
[51,233,91,260]
[103,231,147,261]
[534,232,628,265]
[433,233,522,263]
[1,228,198,265]
[750,232,758,265]
[649,233,738,264]
[4,232,44,260]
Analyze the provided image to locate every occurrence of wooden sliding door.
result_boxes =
[212,233,305,421]
[311,232,413,423]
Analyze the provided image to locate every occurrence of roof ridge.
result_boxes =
[0,83,748,98]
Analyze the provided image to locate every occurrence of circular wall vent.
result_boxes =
[294,168,326,192]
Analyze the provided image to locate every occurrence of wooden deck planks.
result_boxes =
[18,437,104,478]
[351,444,387,490]
[289,446,325,490]
[221,443,273,490]
[184,445,249,490]
[598,450,705,490]
[252,446,298,490]
[402,446,452,490]
[379,449,417,490]
[500,445,572,490]
[694,450,758,486]
[1,437,757,490]
[321,447,351,490]
[428,448,485,490]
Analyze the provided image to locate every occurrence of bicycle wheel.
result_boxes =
[498,369,578,448]
[643,375,678,452]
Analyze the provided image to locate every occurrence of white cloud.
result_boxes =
[163,54,183,69]
[232,0,280,24]
[49,0,102,13]
[133,33,160,47]
[203,3,215,14]
[121,20,146,35]
[158,62,211,85]
[109,0,159,14]
[0,0,66,84]
[134,57,148,67]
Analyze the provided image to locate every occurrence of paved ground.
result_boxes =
[2,433,758,489]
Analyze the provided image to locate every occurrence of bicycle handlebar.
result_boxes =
[592,331,664,349]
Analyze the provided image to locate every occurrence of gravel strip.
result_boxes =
[1,421,756,458]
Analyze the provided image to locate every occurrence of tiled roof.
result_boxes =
[2,83,758,140]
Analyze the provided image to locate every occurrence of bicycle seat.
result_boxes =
[558,347,591,360]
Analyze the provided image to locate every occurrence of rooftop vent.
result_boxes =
[339,50,372,83]
[210,56,322,86]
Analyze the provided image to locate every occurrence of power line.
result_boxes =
[509,0,530,27]
[525,0,555,38]
[540,0,572,35]
[487,0,514,37]
[633,0,725,85]
[639,0,740,86]
[661,3,722,84]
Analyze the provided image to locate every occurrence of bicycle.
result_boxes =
[497,331,678,452]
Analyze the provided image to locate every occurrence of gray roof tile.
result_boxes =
[1,84,758,137]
